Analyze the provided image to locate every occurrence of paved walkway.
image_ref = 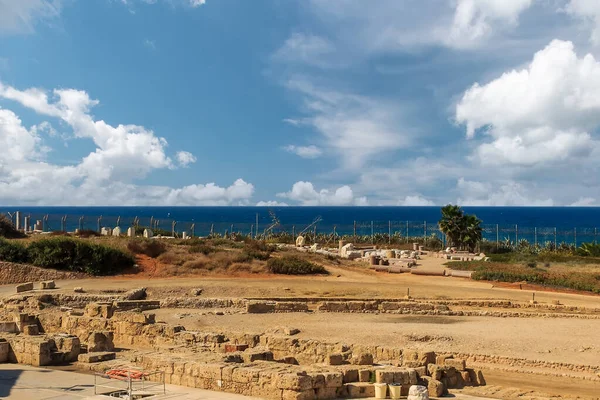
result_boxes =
[0,364,261,400]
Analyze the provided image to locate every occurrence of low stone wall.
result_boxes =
[0,262,87,285]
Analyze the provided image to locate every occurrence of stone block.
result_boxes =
[323,372,343,388]
[427,379,445,397]
[427,364,442,380]
[351,352,374,365]
[0,340,9,363]
[22,324,39,335]
[274,302,309,313]
[282,390,315,400]
[358,369,372,382]
[246,301,275,314]
[77,352,116,363]
[315,387,338,400]
[444,358,466,371]
[326,353,344,366]
[16,282,33,293]
[242,350,273,363]
[460,370,472,386]
[376,370,394,384]
[73,287,84,293]
[0,322,18,333]
[40,281,56,290]
[343,368,359,383]
[414,366,427,378]
[435,355,452,365]
[87,331,114,352]
[344,382,375,398]
[276,373,314,391]
[408,384,429,400]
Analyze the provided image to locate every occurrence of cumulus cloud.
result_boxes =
[456,178,553,206]
[283,145,322,159]
[448,0,533,48]
[277,181,367,206]
[566,0,600,45]
[176,151,197,167]
[456,39,600,166]
[398,195,435,206]
[256,200,289,207]
[0,0,62,34]
[0,81,253,205]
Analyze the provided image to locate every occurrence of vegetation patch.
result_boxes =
[267,256,329,275]
[0,215,25,239]
[127,239,167,258]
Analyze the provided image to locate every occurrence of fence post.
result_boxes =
[406,221,409,243]
[574,227,577,248]
[534,227,537,247]
[424,221,427,241]
[515,224,518,244]
[292,226,295,238]
[97,216,102,233]
[496,224,499,250]
[371,221,374,245]
[388,221,391,244]
[554,227,557,251]
[255,214,259,239]
[595,227,597,245]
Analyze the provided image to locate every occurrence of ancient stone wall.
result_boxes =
[0,262,87,284]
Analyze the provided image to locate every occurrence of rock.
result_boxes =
[215,311,224,316]
[351,352,374,365]
[310,243,318,252]
[21,324,39,335]
[190,288,203,296]
[112,227,122,236]
[296,236,305,247]
[73,287,84,293]
[122,287,147,301]
[444,358,466,371]
[87,331,114,352]
[39,280,56,290]
[16,282,33,293]
[246,301,275,314]
[407,385,429,400]
[326,353,344,366]
[78,352,116,363]
[427,379,445,397]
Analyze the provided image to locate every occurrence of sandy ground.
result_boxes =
[2,254,600,398]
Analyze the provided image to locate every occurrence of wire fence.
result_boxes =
[4,211,600,248]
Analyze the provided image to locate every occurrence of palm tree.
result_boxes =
[438,205,464,248]
[461,214,482,252]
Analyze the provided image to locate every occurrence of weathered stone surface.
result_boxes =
[274,302,309,313]
[326,353,344,366]
[407,384,429,400]
[40,281,56,290]
[16,282,33,293]
[78,351,116,363]
[427,378,445,397]
[444,358,466,371]
[0,340,9,363]
[351,352,374,365]
[0,322,18,333]
[87,331,114,352]
[296,236,305,247]
[343,382,375,398]
[246,301,275,314]
[122,287,147,301]
[22,324,39,335]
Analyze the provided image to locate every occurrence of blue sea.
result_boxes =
[2,206,600,245]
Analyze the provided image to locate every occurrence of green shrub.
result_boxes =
[267,256,328,275]
[188,244,218,255]
[0,239,29,263]
[127,239,166,258]
[27,237,134,275]
[0,215,25,239]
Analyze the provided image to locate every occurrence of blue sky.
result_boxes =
[1,0,600,206]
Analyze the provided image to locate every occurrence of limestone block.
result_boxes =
[407,385,429,400]
[326,353,344,366]
[342,368,359,383]
[246,301,275,314]
[359,369,372,382]
[77,352,116,363]
[376,370,394,384]
[435,355,452,365]
[315,387,338,400]
[242,350,273,363]
[121,287,147,301]
[427,364,442,380]
[275,302,309,313]
[344,382,375,398]
[127,227,135,237]
[323,372,343,388]
[87,331,114,352]
[16,282,33,293]
[427,379,445,397]
[0,322,18,333]
[112,227,121,236]
[53,335,80,362]
[296,236,305,247]
[22,324,39,335]
[282,390,314,400]
[143,229,153,238]
[276,373,313,391]
[351,352,374,365]
[73,287,84,293]
[84,303,114,319]
[40,281,56,290]
[414,366,427,378]
[444,358,466,371]
[460,370,472,386]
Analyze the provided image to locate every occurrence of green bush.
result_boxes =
[127,239,166,258]
[27,237,134,275]
[188,244,218,255]
[0,239,29,263]
[0,215,25,239]
[267,256,328,275]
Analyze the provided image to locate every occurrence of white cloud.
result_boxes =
[399,195,435,206]
[570,197,597,206]
[277,181,367,206]
[144,39,156,50]
[566,0,600,45]
[456,39,600,166]
[176,151,197,167]
[286,79,410,168]
[456,178,553,206]
[272,33,337,68]
[0,81,254,206]
[0,0,61,34]
[283,144,322,159]
[448,0,533,48]
[256,200,289,207]
[189,0,206,6]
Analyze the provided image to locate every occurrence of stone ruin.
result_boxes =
[0,294,487,400]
